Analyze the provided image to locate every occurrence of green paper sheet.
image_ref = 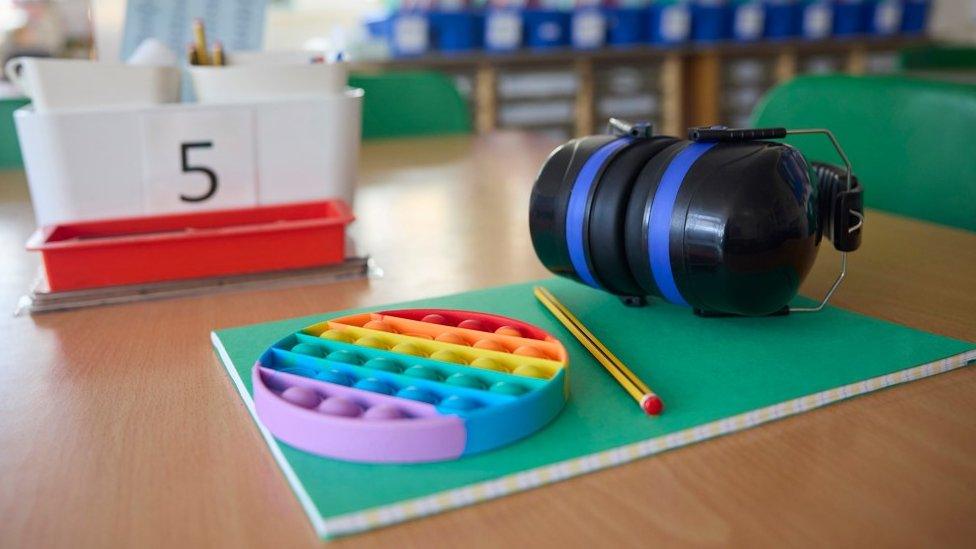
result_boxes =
[211,278,975,539]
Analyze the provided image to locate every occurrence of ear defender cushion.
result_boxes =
[623,140,691,301]
[529,135,617,282]
[811,161,863,252]
[586,137,677,296]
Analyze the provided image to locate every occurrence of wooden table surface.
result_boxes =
[1,133,974,548]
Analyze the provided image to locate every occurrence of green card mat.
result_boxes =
[211,278,975,540]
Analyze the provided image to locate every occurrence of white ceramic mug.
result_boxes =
[190,60,347,104]
[4,57,180,113]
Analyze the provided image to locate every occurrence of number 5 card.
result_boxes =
[140,109,257,214]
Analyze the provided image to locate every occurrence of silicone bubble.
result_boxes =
[457,319,486,331]
[392,342,427,357]
[489,381,528,396]
[495,325,521,337]
[439,395,480,411]
[354,377,396,395]
[326,350,363,365]
[364,357,404,374]
[429,349,467,365]
[290,343,324,357]
[317,396,363,418]
[320,329,355,343]
[513,345,547,359]
[403,365,444,381]
[421,313,449,325]
[363,404,409,420]
[473,339,507,352]
[396,386,440,405]
[364,320,397,333]
[513,364,549,379]
[280,386,321,409]
[355,336,390,351]
[470,356,509,372]
[445,373,486,390]
[315,368,355,386]
[435,332,468,346]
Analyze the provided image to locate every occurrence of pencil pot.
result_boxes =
[528,125,864,317]
[763,0,799,39]
[606,7,646,46]
[484,8,523,51]
[572,7,607,50]
[691,0,731,42]
[797,0,833,38]
[523,9,571,49]
[831,0,865,36]
[862,0,902,35]
[430,9,483,53]
[900,0,929,33]
[647,1,692,44]
[4,57,180,113]
[14,92,362,226]
[729,0,765,41]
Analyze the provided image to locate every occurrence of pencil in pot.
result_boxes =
[193,19,211,65]
[533,286,664,416]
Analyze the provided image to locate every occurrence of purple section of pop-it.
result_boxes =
[253,365,467,463]
[281,386,321,409]
[363,403,408,420]
[316,396,362,417]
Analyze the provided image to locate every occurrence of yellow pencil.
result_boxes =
[533,286,664,416]
[212,41,225,66]
[193,19,211,65]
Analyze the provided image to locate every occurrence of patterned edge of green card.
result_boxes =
[212,332,974,539]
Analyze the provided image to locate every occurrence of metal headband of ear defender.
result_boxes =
[688,125,864,313]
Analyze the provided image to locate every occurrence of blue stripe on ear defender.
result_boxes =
[647,141,716,306]
[565,138,632,289]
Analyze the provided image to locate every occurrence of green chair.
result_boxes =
[348,71,471,140]
[751,75,976,231]
[0,96,29,169]
[900,45,976,71]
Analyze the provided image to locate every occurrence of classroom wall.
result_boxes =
[928,0,976,43]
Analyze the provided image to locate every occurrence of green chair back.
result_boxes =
[751,75,976,231]
[900,45,976,71]
[0,96,29,169]
[348,71,471,140]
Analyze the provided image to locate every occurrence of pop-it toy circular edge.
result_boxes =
[252,308,569,463]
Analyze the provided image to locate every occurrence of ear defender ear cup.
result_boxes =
[623,140,822,316]
[529,135,617,282]
[668,142,821,316]
[623,140,690,302]
[586,137,677,296]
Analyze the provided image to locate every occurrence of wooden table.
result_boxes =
[1,133,974,548]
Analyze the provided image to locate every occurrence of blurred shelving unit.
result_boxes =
[351,36,927,138]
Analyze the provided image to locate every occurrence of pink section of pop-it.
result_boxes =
[253,366,466,463]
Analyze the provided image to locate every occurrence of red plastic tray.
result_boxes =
[26,200,354,292]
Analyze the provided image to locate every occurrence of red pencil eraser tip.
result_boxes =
[641,394,664,416]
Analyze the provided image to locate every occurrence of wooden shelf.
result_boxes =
[351,36,929,138]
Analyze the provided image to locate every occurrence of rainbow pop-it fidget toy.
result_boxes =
[252,309,569,463]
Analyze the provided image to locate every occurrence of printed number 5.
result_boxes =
[180,141,219,202]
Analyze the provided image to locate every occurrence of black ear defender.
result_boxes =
[528,120,864,317]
